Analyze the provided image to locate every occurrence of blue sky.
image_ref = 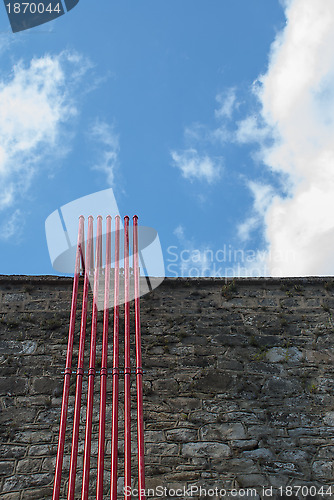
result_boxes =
[1,0,334,277]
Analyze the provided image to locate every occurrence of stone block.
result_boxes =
[192,370,233,391]
[0,461,15,476]
[0,340,37,355]
[167,397,201,410]
[0,377,28,396]
[200,423,246,441]
[152,378,177,392]
[145,443,179,456]
[21,487,53,499]
[231,440,258,451]
[181,442,231,459]
[166,428,198,442]
[16,458,42,473]
[243,448,275,460]
[0,493,21,500]
[28,444,57,456]
[0,444,27,459]
[323,412,334,426]
[236,474,269,487]
[316,445,334,458]
[31,376,62,395]
[2,293,26,303]
[2,473,52,493]
[312,460,334,481]
[263,376,302,396]
[266,347,303,363]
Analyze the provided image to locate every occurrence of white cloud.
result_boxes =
[170,0,334,277]
[0,51,88,218]
[236,0,334,276]
[89,120,119,186]
[0,33,17,57]
[237,216,258,242]
[0,209,22,241]
[215,88,237,119]
[171,148,221,183]
[235,116,271,145]
[248,181,276,215]
[237,182,278,246]
[173,224,185,240]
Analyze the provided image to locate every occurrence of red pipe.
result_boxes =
[124,216,131,500]
[81,216,102,500]
[67,216,94,500]
[111,215,120,500]
[133,216,146,500]
[53,215,85,500]
[96,216,112,499]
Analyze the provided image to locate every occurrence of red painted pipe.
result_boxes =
[124,216,131,500]
[67,216,94,500]
[96,216,112,499]
[111,215,120,500]
[81,216,103,500]
[133,216,146,500]
[53,215,85,500]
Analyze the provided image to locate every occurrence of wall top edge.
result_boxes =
[0,274,334,286]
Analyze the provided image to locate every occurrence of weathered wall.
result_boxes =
[1,275,334,499]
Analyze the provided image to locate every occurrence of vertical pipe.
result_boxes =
[53,216,84,500]
[67,216,93,500]
[96,216,112,499]
[111,215,120,500]
[124,216,131,500]
[79,232,86,275]
[133,216,146,500]
[81,216,102,500]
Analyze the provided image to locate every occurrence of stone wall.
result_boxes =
[1,275,334,499]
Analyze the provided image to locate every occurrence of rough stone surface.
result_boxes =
[1,275,334,498]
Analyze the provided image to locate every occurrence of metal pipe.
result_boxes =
[81,216,102,500]
[67,216,94,500]
[53,215,85,500]
[79,230,86,276]
[133,216,146,500]
[124,216,131,500]
[111,215,120,500]
[96,216,112,499]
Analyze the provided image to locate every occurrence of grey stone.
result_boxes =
[21,487,53,499]
[266,347,303,363]
[144,430,165,442]
[231,440,258,451]
[0,461,15,475]
[192,370,233,391]
[323,411,334,426]
[2,474,52,493]
[0,445,27,459]
[236,474,268,487]
[0,493,21,500]
[3,293,26,303]
[166,428,198,442]
[145,443,179,456]
[279,449,309,461]
[242,448,274,460]
[200,423,246,441]
[0,377,28,396]
[0,340,37,355]
[182,442,231,459]
[2,276,334,497]
[16,458,42,473]
[263,376,301,396]
[312,460,334,480]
